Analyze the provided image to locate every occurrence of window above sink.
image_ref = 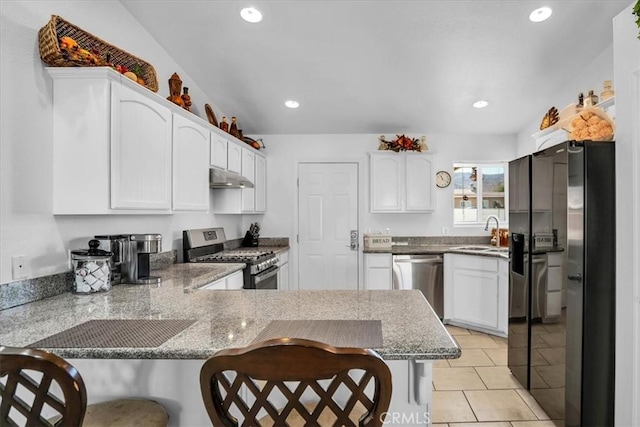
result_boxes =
[453,162,508,227]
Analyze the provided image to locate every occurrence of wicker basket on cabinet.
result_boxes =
[38,15,159,92]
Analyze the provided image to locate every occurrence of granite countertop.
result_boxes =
[0,263,459,362]
[365,243,508,258]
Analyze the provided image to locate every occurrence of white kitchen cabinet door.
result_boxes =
[451,267,500,329]
[370,153,402,212]
[227,142,242,174]
[210,133,228,170]
[111,83,172,210]
[364,253,392,290]
[278,252,290,290]
[241,149,256,213]
[405,154,434,211]
[172,114,210,211]
[225,270,244,289]
[279,262,290,290]
[444,254,508,337]
[370,152,434,213]
[254,154,267,213]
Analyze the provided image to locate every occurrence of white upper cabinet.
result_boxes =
[111,83,172,210]
[370,152,434,213]
[210,134,228,170]
[211,147,266,214]
[227,142,242,174]
[405,154,434,211]
[50,68,173,214]
[241,148,256,212]
[48,67,266,215]
[172,113,209,211]
[255,154,267,213]
[370,153,402,211]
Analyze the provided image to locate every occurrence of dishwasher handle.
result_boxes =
[393,257,443,264]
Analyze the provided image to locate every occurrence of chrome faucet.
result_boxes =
[484,215,500,247]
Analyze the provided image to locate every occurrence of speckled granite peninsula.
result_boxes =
[0,262,459,425]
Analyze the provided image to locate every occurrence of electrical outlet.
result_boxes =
[12,255,27,280]
[442,227,449,236]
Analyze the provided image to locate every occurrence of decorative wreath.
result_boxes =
[378,135,428,152]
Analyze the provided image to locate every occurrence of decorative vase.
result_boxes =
[584,90,599,108]
[167,73,184,107]
[220,116,229,132]
[181,87,192,111]
[229,117,240,138]
[600,80,615,101]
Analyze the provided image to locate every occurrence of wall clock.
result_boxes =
[436,171,452,188]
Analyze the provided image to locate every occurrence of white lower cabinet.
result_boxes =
[201,270,244,290]
[277,251,290,290]
[364,253,392,290]
[444,254,508,337]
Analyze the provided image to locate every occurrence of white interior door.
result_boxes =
[298,163,358,290]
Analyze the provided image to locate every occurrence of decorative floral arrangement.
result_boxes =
[378,134,428,152]
[634,0,640,40]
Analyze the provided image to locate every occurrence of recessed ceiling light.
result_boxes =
[240,7,262,23]
[473,100,489,109]
[285,100,299,109]
[529,6,552,23]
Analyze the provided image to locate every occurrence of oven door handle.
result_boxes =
[254,266,279,284]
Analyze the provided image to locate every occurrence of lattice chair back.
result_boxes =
[200,338,392,427]
[0,346,87,427]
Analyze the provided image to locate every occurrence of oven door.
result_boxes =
[249,265,279,290]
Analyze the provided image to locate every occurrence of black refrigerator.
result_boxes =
[508,140,615,426]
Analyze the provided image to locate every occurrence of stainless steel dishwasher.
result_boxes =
[392,254,444,318]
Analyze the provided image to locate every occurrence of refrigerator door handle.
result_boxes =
[568,273,583,282]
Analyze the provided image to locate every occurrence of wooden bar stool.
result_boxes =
[200,338,392,427]
[0,346,169,427]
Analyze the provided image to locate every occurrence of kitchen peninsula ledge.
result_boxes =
[0,263,458,425]
[0,264,459,361]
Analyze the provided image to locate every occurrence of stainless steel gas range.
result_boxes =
[183,228,279,290]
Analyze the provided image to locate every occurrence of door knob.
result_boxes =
[348,230,359,250]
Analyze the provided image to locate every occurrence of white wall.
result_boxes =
[0,1,241,284]
[516,44,615,157]
[253,133,516,288]
[613,3,640,426]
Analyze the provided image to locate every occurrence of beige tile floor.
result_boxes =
[432,325,564,427]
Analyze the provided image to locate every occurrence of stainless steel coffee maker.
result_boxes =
[125,234,162,284]
[95,235,129,285]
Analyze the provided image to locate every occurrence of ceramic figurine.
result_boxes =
[167,73,184,107]
[419,135,428,152]
[229,117,240,138]
[378,135,389,150]
[181,87,192,111]
[220,116,229,132]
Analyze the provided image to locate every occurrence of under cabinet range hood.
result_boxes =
[209,168,254,189]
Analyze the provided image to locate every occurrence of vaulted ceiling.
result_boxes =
[121,0,629,135]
